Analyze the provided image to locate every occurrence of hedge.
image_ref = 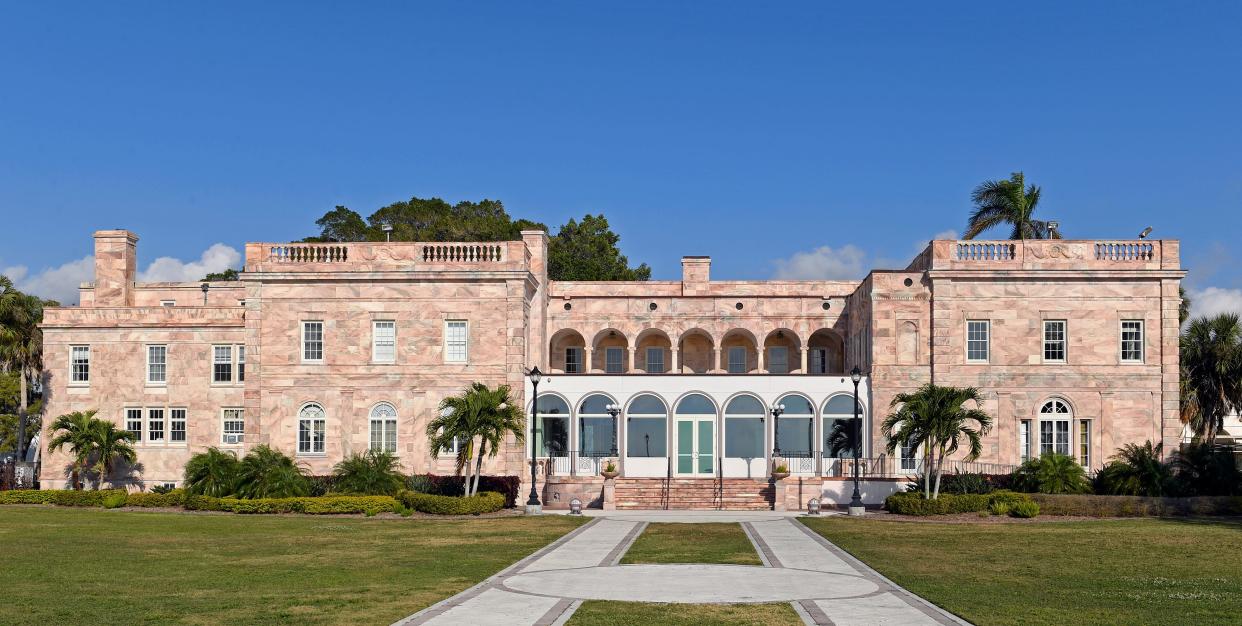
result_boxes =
[0,490,56,505]
[396,490,506,515]
[49,489,128,507]
[1030,494,1242,517]
[125,489,186,508]
[184,494,399,515]
[885,491,1034,516]
[405,475,521,508]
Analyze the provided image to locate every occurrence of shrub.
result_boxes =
[1172,442,1242,497]
[907,473,1001,495]
[1030,493,1242,517]
[0,490,55,505]
[185,495,398,515]
[397,490,506,515]
[1094,442,1173,497]
[1011,454,1091,494]
[405,474,520,508]
[102,493,128,509]
[150,483,176,495]
[886,490,1033,516]
[1009,500,1040,518]
[234,445,311,499]
[125,489,186,508]
[988,500,1011,516]
[331,450,406,496]
[184,447,242,497]
[49,489,128,507]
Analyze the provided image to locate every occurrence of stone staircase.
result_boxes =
[614,477,774,510]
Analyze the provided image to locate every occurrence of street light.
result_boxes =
[381,223,393,242]
[605,403,621,456]
[848,366,865,516]
[526,366,543,513]
[770,403,785,457]
[200,282,209,305]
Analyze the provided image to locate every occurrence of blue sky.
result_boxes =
[1,2,1239,312]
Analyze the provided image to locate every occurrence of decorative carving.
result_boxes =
[1029,243,1083,260]
[357,245,414,261]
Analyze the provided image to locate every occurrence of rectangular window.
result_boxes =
[372,320,396,363]
[237,345,245,382]
[302,321,324,362]
[809,348,827,374]
[160,300,175,307]
[440,434,462,456]
[900,438,918,472]
[565,347,583,373]
[1121,320,1144,363]
[213,345,233,383]
[222,409,245,444]
[768,347,789,374]
[147,345,167,384]
[148,408,165,442]
[727,346,747,373]
[170,408,187,443]
[1019,420,1031,462]
[370,418,398,453]
[645,347,664,373]
[605,347,624,373]
[444,320,468,363]
[1043,320,1066,362]
[298,417,326,454]
[1079,419,1091,467]
[966,320,989,362]
[126,408,144,441]
[1040,420,1070,456]
[70,345,90,383]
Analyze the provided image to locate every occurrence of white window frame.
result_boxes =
[768,347,789,374]
[302,321,324,363]
[444,320,468,364]
[70,345,90,385]
[1019,419,1031,463]
[1038,399,1072,457]
[126,407,144,442]
[1043,320,1066,363]
[221,408,245,445]
[727,346,747,374]
[1079,419,1091,467]
[966,320,989,363]
[147,407,166,443]
[809,347,828,374]
[372,320,396,363]
[297,403,327,455]
[212,345,234,383]
[605,347,624,373]
[237,345,245,382]
[645,347,664,373]
[146,345,167,385]
[565,347,583,373]
[1120,320,1144,363]
[169,408,187,443]
[368,402,398,453]
[439,433,463,457]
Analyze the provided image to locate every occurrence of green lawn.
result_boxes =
[568,601,802,625]
[802,516,1242,626]
[621,522,761,565]
[0,506,585,625]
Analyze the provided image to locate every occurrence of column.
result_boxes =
[671,347,680,374]
[800,347,809,374]
[587,347,595,373]
[628,347,637,373]
[757,347,766,374]
[712,347,722,373]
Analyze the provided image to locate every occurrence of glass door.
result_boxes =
[676,417,714,476]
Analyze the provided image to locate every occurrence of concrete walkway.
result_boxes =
[394,512,968,626]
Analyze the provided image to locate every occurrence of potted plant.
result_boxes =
[771,463,790,481]
[601,461,620,480]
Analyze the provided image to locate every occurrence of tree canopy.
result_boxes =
[202,268,240,282]
[963,172,1060,240]
[304,197,649,281]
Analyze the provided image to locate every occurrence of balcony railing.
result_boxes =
[245,240,528,271]
[931,239,1173,271]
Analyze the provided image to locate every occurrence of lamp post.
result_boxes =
[770,403,785,457]
[848,366,865,516]
[605,403,620,456]
[526,366,543,513]
[382,223,393,242]
[200,282,209,305]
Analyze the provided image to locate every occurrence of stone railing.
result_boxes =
[927,239,1176,271]
[266,244,350,263]
[245,240,527,272]
[421,243,505,263]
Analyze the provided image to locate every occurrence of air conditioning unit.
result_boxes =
[223,434,243,444]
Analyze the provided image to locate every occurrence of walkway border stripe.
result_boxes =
[797,599,835,626]
[603,521,648,566]
[741,521,782,568]
[534,597,577,626]
[392,517,602,626]
[791,518,972,626]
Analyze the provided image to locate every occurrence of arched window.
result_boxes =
[724,395,765,460]
[822,394,862,459]
[298,403,326,454]
[369,402,397,453]
[775,394,814,457]
[1039,399,1072,457]
[579,394,616,456]
[626,394,668,458]
[534,395,570,457]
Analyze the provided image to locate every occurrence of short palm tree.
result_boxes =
[234,445,310,498]
[881,384,993,499]
[184,447,242,497]
[47,410,99,490]
[963,172,1060,240]
[332,449,405,496]
[89,419,137,489]
[1013,453,1091,494]
[1180,313,1242,444]
[1095,441,1172,496]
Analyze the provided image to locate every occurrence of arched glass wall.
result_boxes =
[775,394,815,458]
[724,395,765,461]
[578,394,616,456]
[626,394,668,458]
[822,394,862,458]
[534,395,570,457]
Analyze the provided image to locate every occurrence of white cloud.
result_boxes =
[772,244,868,280]
[2,243,240,305]
[1188,287,1242,321]
[138,244,241,283]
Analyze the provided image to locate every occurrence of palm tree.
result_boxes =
[1094,441,1172,496]
[89,419,137,490]
[428,383,527,497]
[47,410,100,489]
[963,172,1061,240]
[332,449,405,496]
[0,282,47,461]
[184,447,242,497]
[234,445,310,498]
[468,385,526,497]
[1180,313,1242,444]
[881,384,993,499]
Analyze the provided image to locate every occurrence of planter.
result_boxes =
[601,470,620,480]
[771,472,791,481]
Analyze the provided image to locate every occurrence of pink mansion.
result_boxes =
[38,229,1184,508]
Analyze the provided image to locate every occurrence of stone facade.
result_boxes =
[39,231,1183,501]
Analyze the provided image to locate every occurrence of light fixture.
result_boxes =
[381,223,394,242]
[1139,226,1153,240]
[200,282,209,305]
[526,366,544,512]
[850,366,862,384]
[1047,220,1060,237]
[569,497,583,515]
[807,498,821,515]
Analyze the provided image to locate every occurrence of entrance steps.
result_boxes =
[614,477,774,510]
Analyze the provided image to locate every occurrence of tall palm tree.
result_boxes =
[47,410,99,490]
[0,282,46,461]
[428,383,527,497]
[881,384,993,499]
[468,385,526,497]
[89,419,137,490]
[1180,313,1242,444]
[428,388,484,495]
[963,172,1061,240]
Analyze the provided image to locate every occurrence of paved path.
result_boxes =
[394,512,968,626]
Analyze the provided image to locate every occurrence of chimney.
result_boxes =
[93,230,138,306]
[681,256,710,295]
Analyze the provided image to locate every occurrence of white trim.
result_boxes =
[965,319,990,363]
[372,320,396,364]
[301,320,324,363]
[444,319,468,364]
[1120,319,1144,363]
[297,402,327,455]
[69,345,90,386]
[221,407,245,446]
[145,344,167,386]
[1042,319,1067,363]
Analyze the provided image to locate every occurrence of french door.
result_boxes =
[675,416,715,476]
